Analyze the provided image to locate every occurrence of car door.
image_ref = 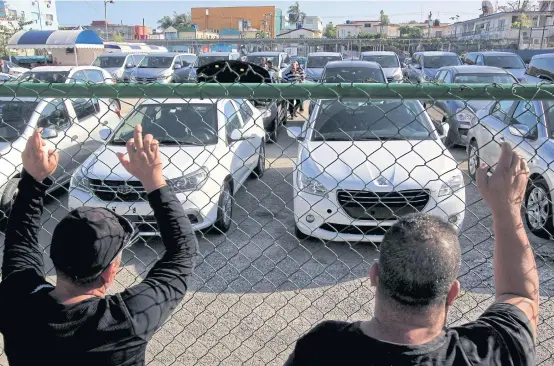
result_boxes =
[234,99,260,169]
[66,98,105,170]
[504,100,543,162]
[481,100,517,165]
[224,101,251,184]
[430,70,453,122]
[36,99,80,184]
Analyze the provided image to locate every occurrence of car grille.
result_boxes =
[134,77,157,84]
[337,189,430,220]
[386,76,394,83]
[89,179,148,202]
[319,223,389,236]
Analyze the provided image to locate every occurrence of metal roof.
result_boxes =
[325,60,382,68]
[8,30,103,49]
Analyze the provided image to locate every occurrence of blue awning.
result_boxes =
[8,30,104,49]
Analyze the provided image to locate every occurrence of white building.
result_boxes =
[276,28,322,39]
[281,15,324,33]
[336,20,398,38]
[450,11,554,48]
[0,0,59,31]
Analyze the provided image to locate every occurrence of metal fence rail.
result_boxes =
[0,81,553,365]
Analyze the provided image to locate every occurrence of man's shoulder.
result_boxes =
[298,320,359,345]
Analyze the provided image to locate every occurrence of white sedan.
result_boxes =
[68,98,266,235]
[288,99,466,242]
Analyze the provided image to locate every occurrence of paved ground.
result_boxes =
[1,100,554,365]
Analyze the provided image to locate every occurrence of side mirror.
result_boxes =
[229,129,243,142]
[173,63,182,70]
[41,128,58,139]
[286,126,305,141]
[99,128,113,141]
[125,63,134,69]
[509,124,531,138]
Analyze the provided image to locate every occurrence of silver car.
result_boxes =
[131,53,195,84]
[467,99,554,239]
[91,52,146,83]
[360,51,404,83]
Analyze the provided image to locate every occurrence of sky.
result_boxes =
[56,0,500,29]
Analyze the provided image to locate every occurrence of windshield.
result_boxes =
[112,103,218,145]
[423,55,461,68]
[544,101,554,138]
[17,71,69,83]
[138,56,174,68]
[197,56,228,68]
[0,101,37,142]
[453,73,517,84]
[180,55,197,67]
[247,55,279,66]
[322,67,385,83]
[306,56,342,68]
[92,56,126,68]
[484,55,525,69]
[311,100,433,141]
[361,55,399,68]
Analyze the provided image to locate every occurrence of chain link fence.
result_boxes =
[0,65,554,364]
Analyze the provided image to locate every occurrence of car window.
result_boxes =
[492,100,516,123]
[511,101,540,138]
[476,55,484,65]
[528,57,554,80]
[233,99,255,122]
[132,55,144,66]
[86,70,104,83]
[38,99,71,130]
[284,54,291,64]
[322,67,386,83]
[224,102,243,135]
[71,70,87,83]
[0,101,38,142]
[435,70,445,81]
[71,98,100,120]
[484,55,525,69]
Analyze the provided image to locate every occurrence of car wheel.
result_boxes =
[468,141,480,181]
[0,178,20,232]
[252,142,266,178]
[525,178,554,239]
[294,224,310,240]
[214,181,233,233]
[268,119,279,143]
[281,105,288,126]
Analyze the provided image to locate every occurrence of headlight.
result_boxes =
[393,73,403,81]
[455,108,476,124]
[168,167,208,193]
[297,171,328,197]
[438,173,464,197]
[71,167,91,192]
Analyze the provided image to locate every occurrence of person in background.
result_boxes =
[0,125,198,365]
[285,143,537,366]
[284,61,305,118]
[260,57,268,70]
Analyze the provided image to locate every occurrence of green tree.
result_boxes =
[157,12,192,30]
[112,32,125,42]
[323,22,336,38]
[498,0,535,12]
[408,20,418,24]
[288,1,306,24]
[434,19,441,26]
[0,17,33,57]
[399,25,424,38]
[157,15,173,30]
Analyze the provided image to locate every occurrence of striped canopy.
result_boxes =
[8,30,104,49]
[104,43,168,53]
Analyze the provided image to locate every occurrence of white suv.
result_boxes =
[68,98,266,235]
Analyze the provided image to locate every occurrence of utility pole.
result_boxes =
[428,11,432,38]
[104,0,114,41]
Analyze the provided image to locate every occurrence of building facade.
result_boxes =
[87,21,152,41]
[0,0,58,30]
[191,6,280,38]
[336,20,398,38]
[282,16,324,33]
[277,28,322,39]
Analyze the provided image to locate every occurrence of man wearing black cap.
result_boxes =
[0,125,198,365]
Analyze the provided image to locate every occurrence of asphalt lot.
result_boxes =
[1,100,554,365]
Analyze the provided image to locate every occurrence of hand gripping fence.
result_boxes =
[2,63,554,364]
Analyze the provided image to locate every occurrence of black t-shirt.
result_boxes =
[285,303,535,366]
[0,173,198,366]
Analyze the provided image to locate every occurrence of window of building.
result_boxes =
[46,14,53,21]
[7,9,17,18]
[364,23,371,28]
[435,31,442,37]
[499,19,506,30]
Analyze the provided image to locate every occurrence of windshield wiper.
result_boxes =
[356,136,407,141]
[157,139,204,145]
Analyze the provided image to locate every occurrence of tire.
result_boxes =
[294,224,310,240]
[525,178,554,240]
[281,105,288,126]
[252,142,266,178]
[214,181,233,233]
[268,119,279,143]
[467,140,480,181]
[0,178,20,232]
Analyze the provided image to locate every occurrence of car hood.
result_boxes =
[505,68,526,80]
[301,140,458,190]
[134,68,172,78]
[82,145,217,180]
[423,68,440,78]
[382,68,402,77]
[306,68,324,79]
[449,100,492,113]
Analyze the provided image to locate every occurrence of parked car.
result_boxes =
[0,73,15,82]
[360,51,404,83]
[287,99,464,242]
[0,96,121,224]
[304,52,343,82]
[247,51,291,80]
[463,51,527,82]
[91,52,146,83]
[308,60,387,115]
[185,52,242,81]
[169,54,198,83]
[467,98,554,239]
[524,53,554,83]
[406,51,462,83]
[130,53,195,84]
[3,60,27,76]
[430,65,518,146]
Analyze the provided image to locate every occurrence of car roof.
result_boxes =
[144,52,189,57]
[29,66,103,72]
[467,51,518,56]
[97,52,144,57]
[416,51,458,56]
[248,52,283,56]
[0,96,44,102]
[307,52,342,57]
[532,53,554,59]
[441,65,510,74]
[200,52,238,56]
[325,60,382,69]
[361,51,396,56]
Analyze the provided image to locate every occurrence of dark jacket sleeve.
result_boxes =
[1,170,50,288]
[121,185,198,341]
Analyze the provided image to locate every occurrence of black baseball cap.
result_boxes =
[50,207,135,282]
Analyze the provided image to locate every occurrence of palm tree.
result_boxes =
[288,2,306,25]
[157,15,173,30]
[172,12,192,29]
